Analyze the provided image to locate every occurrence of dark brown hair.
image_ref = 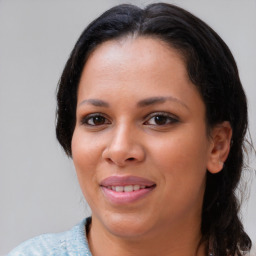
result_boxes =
[56,3,252,255]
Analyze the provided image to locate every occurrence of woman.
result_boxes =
[8,3,253,256]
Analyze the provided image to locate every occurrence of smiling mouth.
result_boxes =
[100,176,156,204]
[104,184,156,192]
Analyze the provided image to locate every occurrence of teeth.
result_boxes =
[115,186,124,192]
[108,185,148,192]
[133,185,140,191]
[124,185,133,192]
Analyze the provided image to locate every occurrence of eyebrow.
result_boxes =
[78,96,189,110]
[137,96,189,110]
[78,99,109,107]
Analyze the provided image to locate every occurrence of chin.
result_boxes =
[96,212,154,239]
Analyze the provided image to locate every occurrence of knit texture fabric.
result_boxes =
[7,218,92,256]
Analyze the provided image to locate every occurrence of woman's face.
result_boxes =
[72,37,214,238]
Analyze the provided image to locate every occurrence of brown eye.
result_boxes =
[153,115,169,125]
[145,112,178,126]
[82,114,110,126]
[90,116,106,125]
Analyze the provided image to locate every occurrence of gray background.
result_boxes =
[0,0,255,255]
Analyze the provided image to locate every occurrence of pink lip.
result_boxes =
[100,176,156,204]
[100,175,155,187]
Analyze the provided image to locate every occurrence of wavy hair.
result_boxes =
[56,3,252,255]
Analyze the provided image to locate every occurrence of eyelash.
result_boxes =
[144,112,179,126]
[80,112,179,127]
[80,113,110,126]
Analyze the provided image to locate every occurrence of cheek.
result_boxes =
[149,128,209,185]
[154,135,206,162]
[71,130,101,191]
[72,130,101,168]
[71,130,105,214]
[149,133,208,217]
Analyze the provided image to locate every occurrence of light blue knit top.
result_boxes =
[7,218,92,256]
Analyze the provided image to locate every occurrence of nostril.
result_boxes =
[127,157,135,161]
[106,158,114,164]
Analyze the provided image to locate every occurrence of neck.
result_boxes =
[87,217,206,256]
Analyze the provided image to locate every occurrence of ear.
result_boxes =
[207,121,232,174]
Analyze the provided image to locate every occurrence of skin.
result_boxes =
[72,37,232,256]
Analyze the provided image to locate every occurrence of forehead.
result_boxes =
[78,36,192,94]
[86,36,187,73]
[77,37,205,120]
[88,36,182,61]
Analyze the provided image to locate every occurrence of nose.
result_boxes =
[102,124,145,167]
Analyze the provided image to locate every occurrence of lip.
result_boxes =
[100,175,155,187]
[100,175,156,204]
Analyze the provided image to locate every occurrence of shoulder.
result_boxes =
[7,232,67,256]
[7,218,92,256]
